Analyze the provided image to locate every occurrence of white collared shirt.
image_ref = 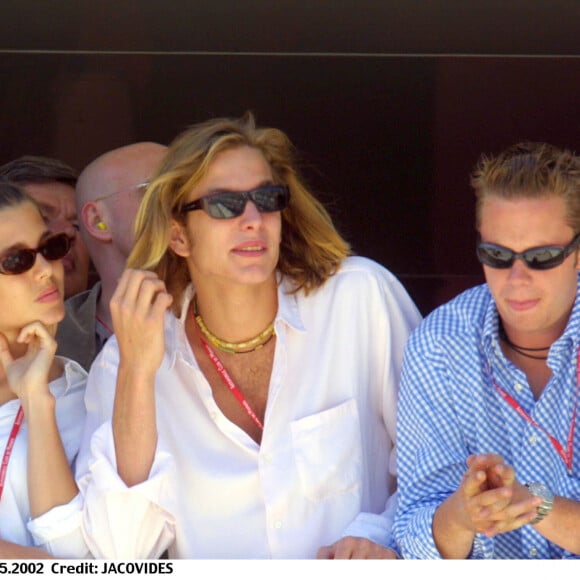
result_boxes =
[77,256,421,559]
[0,358,89,557]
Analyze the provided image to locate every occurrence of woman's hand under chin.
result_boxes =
[0,321,57,408]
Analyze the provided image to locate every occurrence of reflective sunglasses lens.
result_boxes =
[477,243,567,270]
[41,234,71,261]
[205,187,289,219]
[206,193,247,219]
[252,187,289,212]
[476,245,514,269]
[0,250,35,274]
[522,248,564,270]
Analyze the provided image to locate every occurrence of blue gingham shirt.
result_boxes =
[394,282,580,559]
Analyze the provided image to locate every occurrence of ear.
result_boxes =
[168,219,191,257]
[82,201,112,241]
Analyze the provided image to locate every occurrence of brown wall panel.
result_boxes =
[1,2,578,315]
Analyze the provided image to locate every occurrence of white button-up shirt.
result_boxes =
[0,358,88,557]
[77,256,421,559]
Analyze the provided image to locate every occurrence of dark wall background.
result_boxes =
[1,1,579,315]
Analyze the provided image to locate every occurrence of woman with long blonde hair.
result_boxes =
[77,114,421,559]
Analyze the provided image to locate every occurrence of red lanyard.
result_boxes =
[96,314,113,336]
[0,405,24,502]
[200,339,264,431]
[490,347,579,476]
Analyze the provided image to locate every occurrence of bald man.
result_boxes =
[56,142,167,370]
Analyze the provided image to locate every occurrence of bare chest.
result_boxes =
[192,337,275,444]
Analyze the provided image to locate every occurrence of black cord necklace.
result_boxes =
[498,323,550,361]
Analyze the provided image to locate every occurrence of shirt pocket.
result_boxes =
[290,398,363,502]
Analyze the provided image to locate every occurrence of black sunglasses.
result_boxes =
[476,233,580,270]
[0,233,71,275]
[181,185,290,219]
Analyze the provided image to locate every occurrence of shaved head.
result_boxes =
[76,141,167,279]
[77,142,167,208]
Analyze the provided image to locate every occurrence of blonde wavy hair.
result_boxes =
[128,113,351,310]
[472,142,580,232]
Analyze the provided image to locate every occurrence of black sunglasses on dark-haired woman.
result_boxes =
[0,233,71,275]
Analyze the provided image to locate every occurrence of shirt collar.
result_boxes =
[481,287,501,361]
[557,278,580,351]
[482,276,580,359]
[52,357,88,397]
[166,278,306,369]
[276,275,306,333]
[166,285,195,369]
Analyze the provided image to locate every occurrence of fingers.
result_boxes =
[113,269,172,310]
[461,464,487,498]
[461,454,538,536]
[487,462,515,489]
[483,511,538,537]
[114,269,162,306]
[112,270,171,319]
[481,494,541,537]
[16,321,57,353]
[111,270,173,374]
[111,270,173,341]
[0,323,56,404]
[465,453,514,492]
[467,453,505,475]
[317,538,397,559]
[460,454,513,533]
[466,488,513,532]
[316,545,333,559]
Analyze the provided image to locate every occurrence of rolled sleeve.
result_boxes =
[28,492,90,558]
[79,422,177,559]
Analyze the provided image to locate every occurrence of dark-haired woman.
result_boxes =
[0,182,88,558]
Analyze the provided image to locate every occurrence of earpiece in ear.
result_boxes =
[96,221,107,231]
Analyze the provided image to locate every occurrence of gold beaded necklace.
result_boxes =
[193,295,276,354]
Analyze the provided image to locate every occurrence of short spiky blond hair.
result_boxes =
[472,142,580,232]
[128,113,351,310]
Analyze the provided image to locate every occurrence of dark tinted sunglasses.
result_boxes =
[181,185,290,219]
[476,233,580,270]
[0,233,71,275]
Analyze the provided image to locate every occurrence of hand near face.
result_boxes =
[317,536,398,559]
[0,322,57,405]
[110,269,173,376]
[459,454,540,537]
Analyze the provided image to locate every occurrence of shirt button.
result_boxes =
[529,435,538,444]
[274,521,283,529]
[263,454,272,463]
[514,383,523,392]
[529,547,537,557]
